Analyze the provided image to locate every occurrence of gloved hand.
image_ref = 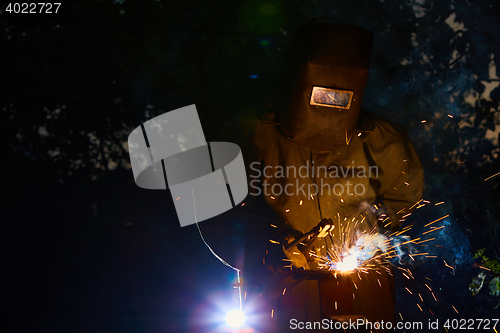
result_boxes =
[282,218,334,269]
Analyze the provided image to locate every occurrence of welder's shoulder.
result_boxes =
[358,108,413,144]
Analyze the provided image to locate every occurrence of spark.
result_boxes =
[271,309,274,317]
[409,199,423,210]
[414,238,435,244]
[282,288,286,295]
[241,202,245,206]
[421,120,427,123]
[422,225,445,235]
[405,287,413,295]
[417,303,423,311]
[299,200,303,205]
[270,224,277,228]
[176,197,180,200]
[484,171,500,182]
[270,196,276,200]
[424,215,449,227]
[448,114,454,118]
[434,201,444,206]
[452,306,458,314]
[285,209,290,213]
[269,239,280,244]
[443,260,454,270]
[345,129,353,145]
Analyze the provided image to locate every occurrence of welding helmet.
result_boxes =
[273,21,374,151]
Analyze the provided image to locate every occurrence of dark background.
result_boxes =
[2,0,500,332]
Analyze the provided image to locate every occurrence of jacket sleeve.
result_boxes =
[372,122,424,231]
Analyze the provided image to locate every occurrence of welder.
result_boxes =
[211,19,424,332]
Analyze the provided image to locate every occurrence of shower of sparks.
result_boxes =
[304,202,448,275]
[264,196,459,319]
[279,198,463,320]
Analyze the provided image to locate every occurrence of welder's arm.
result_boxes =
[378,132,424,231]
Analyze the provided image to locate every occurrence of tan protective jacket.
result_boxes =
[216,105,424,331]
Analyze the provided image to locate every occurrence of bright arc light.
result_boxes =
[225,309,245,328]
[335,254,359,272]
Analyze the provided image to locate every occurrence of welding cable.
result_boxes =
[192,167,243,312]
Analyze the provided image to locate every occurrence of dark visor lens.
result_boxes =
[310,87,353,109]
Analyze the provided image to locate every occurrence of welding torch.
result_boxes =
[284,218,333,254]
